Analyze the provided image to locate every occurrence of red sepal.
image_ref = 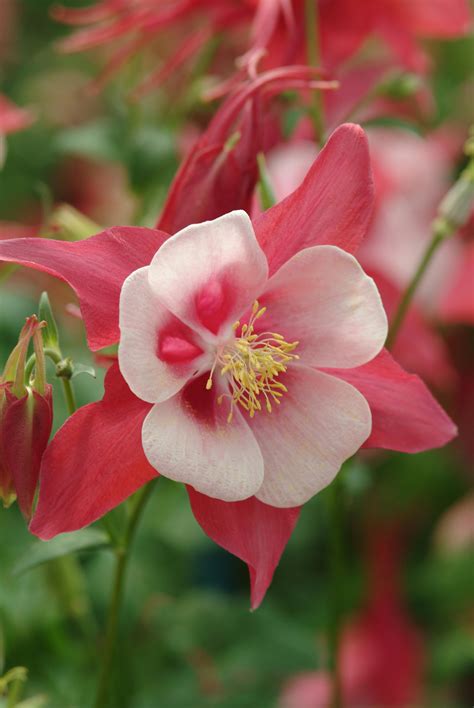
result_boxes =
[254,123,374,274]
[187,488,300,609]
[0,226,168,350]
[30,364,156,539]
[326,349,457,453]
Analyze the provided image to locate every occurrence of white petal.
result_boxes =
[119,266,209,404]
[148,210,268,339]
[253,366,372,507]
[259,245,387,368]
[142,377,265,501]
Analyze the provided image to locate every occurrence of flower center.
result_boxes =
[206,300,299,422]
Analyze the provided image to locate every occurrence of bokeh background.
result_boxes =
[0,1,473,706]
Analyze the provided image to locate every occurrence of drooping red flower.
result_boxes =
[0,316,53,519]
[52,0,255,93]
[0,124,456,606]
[52,0,471,92]
[158,65,333,234]
[318,0,471,72]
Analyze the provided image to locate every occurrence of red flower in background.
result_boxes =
[0,124,456,607]
[52,0,471,93]
[280,527,424,707]
[158,65,332,234]
[0,94,35,168]
[0,94,34,136]
[318,0,471,72]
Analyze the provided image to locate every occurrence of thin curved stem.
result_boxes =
[386,224,446,349]
[93,479,157,708]
[326,475,344,708]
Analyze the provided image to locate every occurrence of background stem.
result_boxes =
[326,475,344,708]
[386,224,446,349]
[305,0,325,144]
[94,479,157,708]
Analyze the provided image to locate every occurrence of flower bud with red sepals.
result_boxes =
[0,316,53,519]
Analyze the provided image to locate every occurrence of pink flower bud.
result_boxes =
[0,316,53,519]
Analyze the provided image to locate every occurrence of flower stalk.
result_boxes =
[94,479,157,708]
[305,0,325,145]
[326,473,344,708]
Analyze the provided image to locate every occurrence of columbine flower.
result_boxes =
[0,124,456,607]
[52,0,471,93]
[118,209,386,506]
[0,316,53,519]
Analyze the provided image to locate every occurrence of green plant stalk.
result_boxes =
[94,479,157,708]
[257,152,277,210]
[305,0,325,144]
[60,377,77,417]
[45,347,77,416]
[386,224,446,349]
[326,475,344,708]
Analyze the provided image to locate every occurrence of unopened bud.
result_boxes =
[378,72,422,100]
[0,316,53,518]
[39,292,60,352]
[1,316,40,398]
[46,204,100,241]
[439,156,474,231]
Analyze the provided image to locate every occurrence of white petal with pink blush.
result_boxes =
[118,211,388,507]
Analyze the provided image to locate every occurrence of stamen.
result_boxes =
[206,300,299,421]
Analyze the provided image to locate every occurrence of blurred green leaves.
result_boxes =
[13,529,110,577]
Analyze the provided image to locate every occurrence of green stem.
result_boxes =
[25,349,77,415]
[43,348,78,415]
[327,475,344,708]
[93,480,157,708]
[386,223,446,349]
[304,0,325,145]
[257,152,277,210]
[61,378,77,416]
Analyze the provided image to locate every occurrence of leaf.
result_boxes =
[55,119,121,162]
[16,697,49,708]
[0,666,27,692]
[71,362,96,380]
[12,529,110,576]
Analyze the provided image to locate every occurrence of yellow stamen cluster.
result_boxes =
[206,301,299,422]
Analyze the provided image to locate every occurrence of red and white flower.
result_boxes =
[0,124,456,607]
[119,209,386,507]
